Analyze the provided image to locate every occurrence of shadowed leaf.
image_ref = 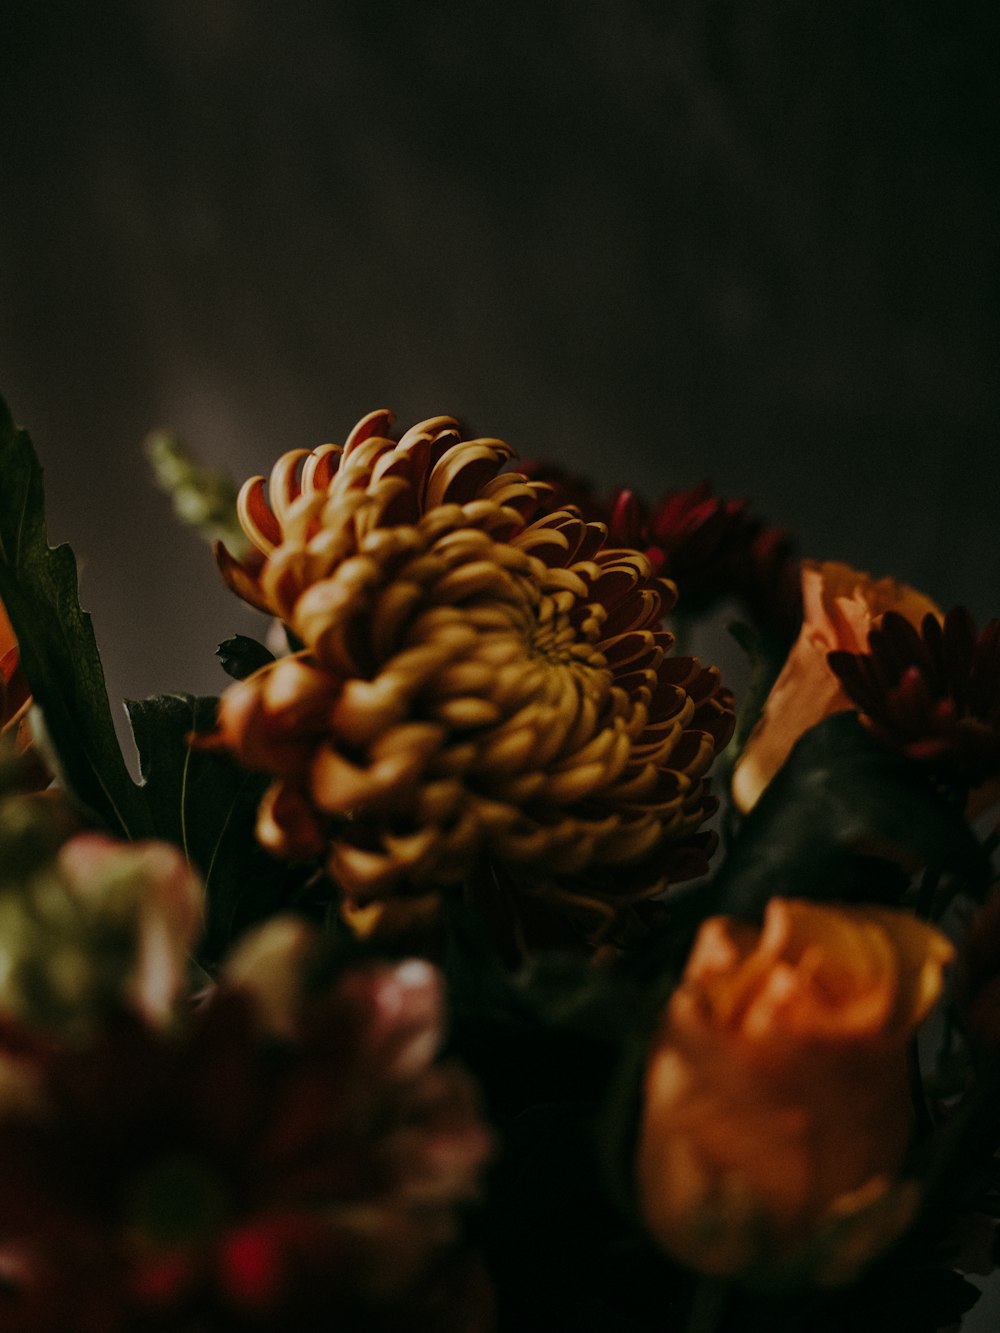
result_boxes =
[701,712,990,926]
[0,393,150,837]
[126,693,290,966]
[216,634,275,681]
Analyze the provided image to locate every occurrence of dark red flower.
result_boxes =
[0,954,493,1332]
[520,465,801,640]
[828,608,1000,787]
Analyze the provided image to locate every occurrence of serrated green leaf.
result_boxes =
[0,394,151,837]
[125,693,290,966]
[697,712,990,926]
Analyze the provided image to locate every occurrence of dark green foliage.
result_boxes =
[216,634,275,681]
[125,694,292,967]
[692,713,989,929]
[0,394,150,838]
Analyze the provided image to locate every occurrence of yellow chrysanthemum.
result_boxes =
[207,411,734,945]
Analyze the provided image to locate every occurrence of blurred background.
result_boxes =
[0,4,997,1325]
[0,2,996,704]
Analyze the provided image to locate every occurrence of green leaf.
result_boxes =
[0,394,151,837]
[125,694,291,966]
[216,634,274,681]
[695,712,990,926]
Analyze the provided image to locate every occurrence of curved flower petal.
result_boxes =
[206,414,736,947]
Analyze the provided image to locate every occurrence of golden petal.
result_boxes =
[256,781,326,858]
[478,474,545,519]
[433,527,495,559]
[433,660,500,697]
[237,475,282,555]
[459,498,525,539]
[312,724,442,812]
[613,667,661,696]
[495,821,563,862]
[262,547,322,620]
[415,779,466,823]
[515,526,572,566]
[267,448,313,527]
[331,677,409,746]
[382,824,441,869]
[430,560,523,607]
[541,565,593,600]
[601,629,661,670]
[428,740,479,777]
[433,807,485,861]
[543,759,621,805]
[425,442,511,509]
[466,616,527,647]
[361,474,418,531]
[603,588,664,637]
[597,815,664,864]
[397,415,461,450]
[342,408,395,456]
[574,522,609,563]
[214,540,272,614]
[327,841,407,901]
[476,726,540,775]
[607,761,660,801]
[384,634,480,695]
[551,717,622,770]
[557,688,599,757]
[340,434,397,483]
[433,697,504,728]
[299,443,342,494]
[499,770,547,803]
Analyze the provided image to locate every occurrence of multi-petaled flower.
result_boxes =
[637,899,954,1286]
[0,931,493,1331]
[0,832,203,1039]
[206,412,735,945]
[828,607,1000,789]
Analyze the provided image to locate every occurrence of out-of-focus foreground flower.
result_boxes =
[206,412,735,944]
[828,607,1000,792]
[0,831,203,1038]
[0,924,493,1332]
[732,562,940,813]
[636,898,954,1287]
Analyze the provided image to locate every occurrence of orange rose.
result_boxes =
[636,898,954,1286]
[731,561,939,812]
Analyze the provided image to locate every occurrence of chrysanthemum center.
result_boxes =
[522,591,602,672]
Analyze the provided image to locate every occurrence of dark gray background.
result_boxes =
[1,2,996,715]
[0,4,998,1326]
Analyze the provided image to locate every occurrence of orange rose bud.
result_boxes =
[731,561,940,813]
[636,898,954,1286]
